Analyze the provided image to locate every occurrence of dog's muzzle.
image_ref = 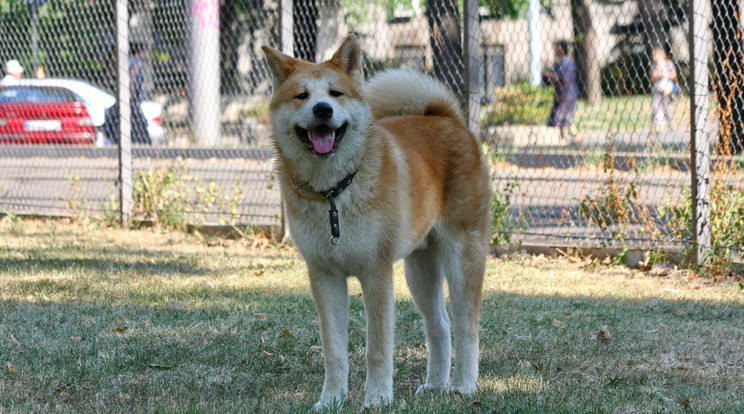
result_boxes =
[295,121,348,156]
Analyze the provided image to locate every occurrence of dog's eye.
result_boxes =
[329,90,343,97]
[295,92,309,100]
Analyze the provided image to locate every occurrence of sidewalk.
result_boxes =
[486,125,691,150]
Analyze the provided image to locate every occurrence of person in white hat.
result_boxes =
[1,60,24,85]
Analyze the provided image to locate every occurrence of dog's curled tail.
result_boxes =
[365,69,465,123]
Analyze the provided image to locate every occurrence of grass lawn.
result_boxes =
[481,83,693,132]
[1,219,743,413]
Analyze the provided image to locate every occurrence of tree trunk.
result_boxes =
[427,0,464,100]
[712,0,744,154]
[571,0,601,106]
[637,0,665,56]
[293,0,317,62]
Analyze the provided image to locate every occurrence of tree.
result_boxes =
[572,0,601,105]
[711,0,744,154]
[427,0,465,98]
[607,0,685,94]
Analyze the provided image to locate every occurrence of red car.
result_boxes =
[0,85,95,145]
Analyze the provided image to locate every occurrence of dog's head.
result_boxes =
[261,35,368,162]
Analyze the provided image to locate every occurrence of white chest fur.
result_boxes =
[287,190,387,276]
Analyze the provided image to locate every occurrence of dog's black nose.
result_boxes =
[313,102,333,119]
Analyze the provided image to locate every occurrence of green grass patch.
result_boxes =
[482,85,693,132]
[1,220,743,412]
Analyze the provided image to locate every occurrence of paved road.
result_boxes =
[0,147,281,226]
[0,140,702,248]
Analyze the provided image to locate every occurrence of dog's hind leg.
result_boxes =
[444,237,486,395]
[358,267,395,408]
[309,272,350,410]
[405,244,451,395]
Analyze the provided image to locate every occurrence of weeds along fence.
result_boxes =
[0,1,742,264]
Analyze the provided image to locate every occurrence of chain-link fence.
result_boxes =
[1,0,741,262]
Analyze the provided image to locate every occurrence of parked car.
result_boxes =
[16,78,164,145]
[0,85,96,145]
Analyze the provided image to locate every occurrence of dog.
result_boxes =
[261,35,491,410]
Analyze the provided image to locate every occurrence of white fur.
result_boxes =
[365,69,465,121]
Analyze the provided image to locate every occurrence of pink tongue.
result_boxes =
[311,126,335,154]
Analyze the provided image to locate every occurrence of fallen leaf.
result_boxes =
[280,329,292,338]
[261,351,274,358]
[598,325,612,341]
[112,326,128,333]
[254,313,268,321]
[254,270,265,277]
[6,362,15,373]
[589,330,597,340]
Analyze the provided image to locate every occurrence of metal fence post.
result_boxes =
[279,0,293,242]
[688,0,711,264]
[463,0,481,138]
[116,0,132,226]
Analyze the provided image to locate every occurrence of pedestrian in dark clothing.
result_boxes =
[103,42,151,145]
[544,40,580,145]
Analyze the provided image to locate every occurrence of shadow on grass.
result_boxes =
[1,285,743,412]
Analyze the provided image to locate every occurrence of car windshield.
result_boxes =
[0,87,77,104]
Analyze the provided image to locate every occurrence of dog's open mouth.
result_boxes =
[295,123,347,156]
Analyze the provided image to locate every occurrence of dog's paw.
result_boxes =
[312,396,344,412]
[361,394,392,410]
[414,383,447,396]
[447,384,476,396]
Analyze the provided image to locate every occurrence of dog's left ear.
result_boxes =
[329,35,364,90]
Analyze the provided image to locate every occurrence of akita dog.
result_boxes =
[261,35,490,409]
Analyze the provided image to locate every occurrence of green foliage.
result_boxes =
[578,142,639,244]
[133,163,192,230]
[708,165,744,264]
[0,0,116,86]
[132,160,244,231]
[579,175,638,243]
[656,164,744,269]
[492,182,529,244]
[600,50,651,96]
[656,187,693,247]
[481,0,553,19]
[481,82,553,126]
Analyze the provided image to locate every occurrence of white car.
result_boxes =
[17,78,164,145]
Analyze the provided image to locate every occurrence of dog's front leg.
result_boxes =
[309,271,350,410]
[359,268,395,408]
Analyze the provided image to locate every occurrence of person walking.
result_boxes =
[1,60,24,85]
[102,42,152,145]
[650,47,677,130]
[128,43,151,144]
[544,40,580,145]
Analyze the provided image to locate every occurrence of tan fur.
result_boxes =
[261,35,491,410]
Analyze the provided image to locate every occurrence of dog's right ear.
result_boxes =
[261,46,298,91]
